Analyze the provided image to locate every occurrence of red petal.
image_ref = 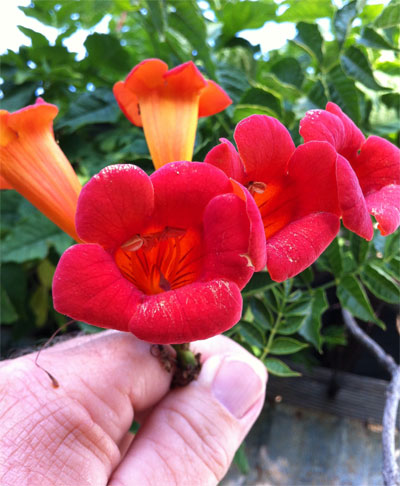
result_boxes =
[202,191,263,289]
[204,138,246,184]
[234,115,295,183]
[150,161,232,228]
[288,141,340,216]
[0,174,12,189]
[76,164,154,248]
[129,279,242,344]
[352,135,400,195]
[300,102,365,163]
[163,60,207,95]
[198,80,232,117]
[336,155,373,240]
[266,213,340,281]
[53,244,143,332]
[366,185,400,236]
[113,81,142,126]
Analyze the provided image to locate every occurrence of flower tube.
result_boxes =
[53,162,266,344]
[0,98,82,241]
[113,59,232,169]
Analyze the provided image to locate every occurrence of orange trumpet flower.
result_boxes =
[113,59,232,169]
[0,98,82,241]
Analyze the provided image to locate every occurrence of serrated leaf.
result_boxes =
[341,46,388,90]
[250,298,272,330]
[299,289,328,351]
[1,211,73,263]
[269,337,308,355]
[374,0,400,28]
[271,57,304,88]
[334,0,358,47]
[358,26,398,50]
[239,321,266,348]
[327,64,360,123]
[1,286,18,324]
[361,263,400,304]
[278,315,306,335]
[294,22,323,64]
[337,275,383,326]
[264,357,300,377]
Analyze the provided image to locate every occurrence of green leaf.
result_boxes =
[341,46,388,90]
[239,87,282,116]
[217,1,276,42]
[37,259,56,288]
[1,211,73,263]
[77,322,104,334]
[145,0,167,39]
[233,443,250,475]
[0,83,37,112]
[361,263,400,305]
[381,93,400,111]
[334,0,358,48]
[84,33,132,75]
[337,275,383,326]
[239,321,265,348]
[269,337,308,355]
[298,289,328,351]
[264,357,300,377]
[278,0,334,22]
[374,0,400,28]
[376,61,400,76]
[250,298,272,330]
[29,285,49,327]
[242,271,275,296]
[56,89,120,132]
[307,79,328,108]
[18,26,49,48]
[277,316,306,335]
[358,26,398,50]
[349,232,370,266]
[293,22,323,64]
[327,64,360,123]
[1,286,18,324]
[323,237,342,276]
[271,57,304,88]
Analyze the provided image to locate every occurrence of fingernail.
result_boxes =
[211,357,266,419]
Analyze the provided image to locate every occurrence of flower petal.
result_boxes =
[150,161,232,228]
[163,60,207,94]
[300,102,365,163]
[266,213,340,282]
[0,174,12,189]
[198,80,232,117]
[204,138,246,184]
[234,115,295,183]
[352,135,400,195]
[113,81,142,126]
[129,279,242,344]
[366,185,400,236]
[53,244,143,332]
[124,58,168,94]
[76,164,154,248]
[336,154,373,240]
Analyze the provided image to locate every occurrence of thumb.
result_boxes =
[109,340,267,486]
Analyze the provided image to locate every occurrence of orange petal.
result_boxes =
[163,61,207,95]
[125,58,168,94]
[198,80,232,117]
[0,99,82,241]
[113,81,142,127]
[0,174,12,190]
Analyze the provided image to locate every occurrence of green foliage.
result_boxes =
[1,0,398,368]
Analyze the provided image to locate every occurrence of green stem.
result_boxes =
[172,343,197,367]
[260,300,285,361]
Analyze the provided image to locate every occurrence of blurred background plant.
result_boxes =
[1,0,399,382]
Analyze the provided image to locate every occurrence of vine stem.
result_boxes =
[342,309,400,486]
[260,294,286,361]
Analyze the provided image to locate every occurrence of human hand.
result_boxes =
[0,331,267,486]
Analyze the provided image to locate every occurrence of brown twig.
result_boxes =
[342,309,400,486]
